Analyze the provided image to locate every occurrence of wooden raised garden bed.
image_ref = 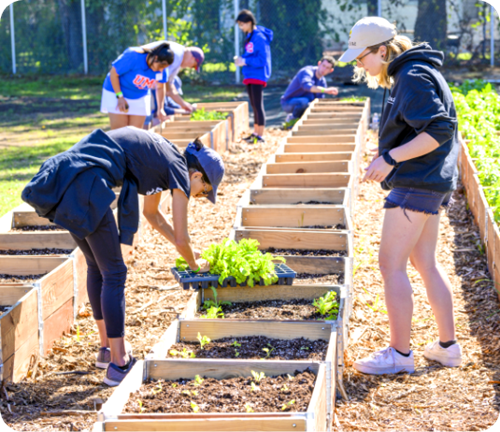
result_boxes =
[97,359,328,431]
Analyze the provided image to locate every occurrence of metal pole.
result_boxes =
[10,3,16,74]
[234,0,240,83]
[378,0,382,17]
[81,0,88,74]
[491,5,495,67]
[162,0,167,39]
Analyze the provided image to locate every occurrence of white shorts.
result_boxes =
[100,88,151,116]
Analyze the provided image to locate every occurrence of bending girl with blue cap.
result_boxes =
[22,127,225,386]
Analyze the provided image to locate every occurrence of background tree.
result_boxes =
[414,0,448,49]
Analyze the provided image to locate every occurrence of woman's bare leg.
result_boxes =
[96,319,108,348]
[254,124,265,136]
[128,115,146,129]
[109,113,129,130]
[409,212,456,342]
[109,337,129,366]
[379,207,430,353]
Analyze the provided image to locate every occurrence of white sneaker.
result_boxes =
[424,340,462,367]
[353,347,415,375]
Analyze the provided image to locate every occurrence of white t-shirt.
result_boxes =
[140,40,185,84]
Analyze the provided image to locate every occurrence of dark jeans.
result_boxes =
[246,84,266,126]
[281,97,311,119]
[71,208,127,338]
[384,187,452,216]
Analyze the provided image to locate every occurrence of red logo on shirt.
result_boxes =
[133,75,157,90]
[245,42,254,53]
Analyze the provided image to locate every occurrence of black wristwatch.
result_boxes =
[382,151,398,166]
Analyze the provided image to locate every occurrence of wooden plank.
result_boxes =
[161,132,204,139]
[179,320,331,342]
[266,161,349,175]
[147,319,179,360]
[293,129,357,137]
[477,185,489,242]
[301,118,361,125]
[0,286,33,306]
[279,256,346,274]
[240,207,345,228]
[275,152,353,162]
[284,144,356,153]
[1,329,39,382]
[0,256,67,276]
[286,135,355,144]
[73,247,89,308]
[486,208,496,280]
[250,188,347,205]
[104,418,307,431]
[148,359,320,381]
[1,288,38,361]
[309,364,327,432]
[234,229,348,250]
[40,258,74,319]
[42,297,74,354]
[493,221,500,301]
[263,173,351,188]
[0,232,76,250]
[13,211,55,228]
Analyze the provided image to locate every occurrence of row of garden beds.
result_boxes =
[0,102,250,384]
[93,97,370,431]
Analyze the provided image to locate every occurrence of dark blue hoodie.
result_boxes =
[242,25,273,83]
[379,43,459,193]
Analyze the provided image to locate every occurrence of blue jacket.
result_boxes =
[380,44,458,193]
[281,66,327,104]
[242,26,273,82]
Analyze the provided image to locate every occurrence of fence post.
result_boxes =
[491,5,495,68]
[234,0,240,84]
[162,0,167,39]
[10,3,16,74]
[378,0,382,17]
[81,0,88,74]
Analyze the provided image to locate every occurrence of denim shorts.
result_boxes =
[383,187,452,215]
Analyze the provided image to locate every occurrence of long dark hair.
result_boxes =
[183,139,211,185]
[143,42,174,66]
[236,9,256,28]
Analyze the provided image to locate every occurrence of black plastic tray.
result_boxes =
[171,263,296,290]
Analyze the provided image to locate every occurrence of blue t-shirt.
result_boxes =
[281,66,327,104]
[103,48,168,100]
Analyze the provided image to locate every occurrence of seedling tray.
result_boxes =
[171,262,296,290]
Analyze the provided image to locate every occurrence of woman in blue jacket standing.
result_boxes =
[101,43,174,130]
[234,10,273,144]
[339,17,462,375]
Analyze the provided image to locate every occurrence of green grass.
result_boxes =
[0,75,244,217]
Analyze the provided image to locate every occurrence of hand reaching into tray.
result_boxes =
[191,259,210,273]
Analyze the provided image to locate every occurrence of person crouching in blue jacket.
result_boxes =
[22,128,224,386]
[234,9,273,144]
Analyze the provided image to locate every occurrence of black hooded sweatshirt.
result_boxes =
[379,43,459,193]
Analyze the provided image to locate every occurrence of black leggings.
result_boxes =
[246,84,266,127]
[70,208,127,339]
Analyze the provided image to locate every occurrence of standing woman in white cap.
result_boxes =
[339,17,461,374]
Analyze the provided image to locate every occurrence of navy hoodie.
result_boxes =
[242,25,273,82]
[379,43,459,193]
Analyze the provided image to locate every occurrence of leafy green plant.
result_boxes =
[281,384,289,392]
[261,343,275,359]
[137,399,145,413]
[287,374,295,381]
[245,403,255,413]
[169,348,196,359]
[193,375,204,386]
[152,382,163,395]
[177,239,285,287]
[281,399,295,411]
[191,108,228,121]
[251,370,265,383]
[200,305,224,319]
[191,401,200,413]
[312,291,339,320]
[197,333,211,350]
[231,340,241,347]
[250,382,259,392]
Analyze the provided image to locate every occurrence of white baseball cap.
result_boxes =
[339,17,397,63]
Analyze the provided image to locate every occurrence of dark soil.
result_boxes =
[197,297,339,321]
[295,201,336,205]
[0,305,12,313]
[0,274,45,283]
[11,225,65,232]
[295,272,344,285]
[169,336,328,361]
[122,369,316,414]
[0,248,73,256]
[301,224,346,229]
[264,247,347,257]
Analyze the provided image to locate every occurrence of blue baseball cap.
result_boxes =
[185,142,225,204]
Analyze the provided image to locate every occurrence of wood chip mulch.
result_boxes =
[335,131,500,431]
[0,129,285,431]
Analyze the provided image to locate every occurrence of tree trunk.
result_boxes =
[414,0,447,51]
[57,0,83,71]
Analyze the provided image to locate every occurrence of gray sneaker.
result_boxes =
[103,355,138,387]
[96,341,133,369]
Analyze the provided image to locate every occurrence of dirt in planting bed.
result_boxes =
[0,305,13,313]
[295,201,336,205]
[11,225,65,232]
[0,248,73,256]
[264,247,347,257]
[302,224,346,229]
[123,369,316,414]
[169,335,328,361]
[197,297,339,321]
[0,274,45,283]
[294,272,344,285]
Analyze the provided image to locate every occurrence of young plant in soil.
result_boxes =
[190,108,228,121]
[312,291,339,320]
[169,348,196,359]
[197,333,211,350]
[200,287,231,319]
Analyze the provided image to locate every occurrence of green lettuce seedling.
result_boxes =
[197,333,211,349]
[251,370,265,383]
[312,291,339,320]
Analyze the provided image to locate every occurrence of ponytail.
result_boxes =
[143,42,174,66]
